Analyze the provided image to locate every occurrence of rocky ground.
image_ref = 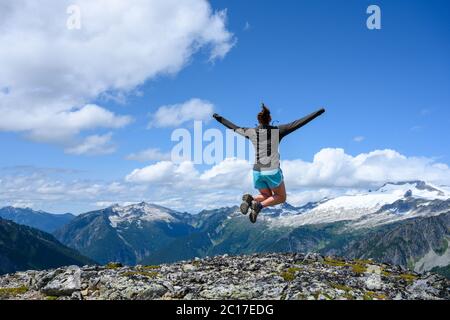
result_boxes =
[0,253,449,300]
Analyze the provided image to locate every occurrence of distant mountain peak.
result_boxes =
[269,180,450,229]
[107,201,178,228]
[113,202,177,214]
[377,180,447,198]
[0,206,75,233]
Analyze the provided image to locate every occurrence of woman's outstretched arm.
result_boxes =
[212,113,240,130]
[278,108,325,139]
[213,113,252,139]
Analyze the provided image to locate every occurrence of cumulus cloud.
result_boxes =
[282,148,450,189]
[0,0,234,148]
[126,158,252,188]
[0,166,147,214]
[64,132,116,156]
[3,148,450,213]
[149,98,215,128]
[125,148,450,209]
[126,148,171,162]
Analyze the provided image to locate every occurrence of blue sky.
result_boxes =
[0,0,449,213]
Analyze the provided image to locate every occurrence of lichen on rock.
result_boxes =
[0,253,448,300]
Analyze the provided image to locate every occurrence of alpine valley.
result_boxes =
[1,181,449,280]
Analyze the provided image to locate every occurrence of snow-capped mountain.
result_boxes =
[268,181,450,228]
[107,202,187,228]
[261,202,306,217]
[49,180,450,278]
[54,202,194,265]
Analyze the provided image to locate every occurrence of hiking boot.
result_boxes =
[240,194,253,215]
[249,201,263,223]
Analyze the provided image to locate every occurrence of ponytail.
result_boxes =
[257,103,271,125]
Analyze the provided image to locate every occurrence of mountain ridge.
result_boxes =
[0,206,75,233]
[3,180,449,279]
[54,204,195,265]
[49,180,450,278]
[0,217,96,275]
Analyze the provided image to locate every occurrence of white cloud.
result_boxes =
[126,161,190,184]
[17,104,132,143]
[125,148,450,209]
[3,148,450,213]
[0,166,148,214]
[149,98,215,128]
[123,148,450,209]
[95,201,117,208]
[282,148,450,189]
[126,148,171,162]
[126,158,252,188]
[199,158,252,188]
[64,132,116,155]
[0,0,234,147]
[10,201,36,209]
[353,136,365,142]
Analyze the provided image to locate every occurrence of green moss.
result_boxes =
[399,273,418,283]
[324,257,347,267]
[141,265,160,270]
[46,296,58,300]
[343,292,354,300]
[363,291,387,300]
[280,267,301,282]
[354,259,373,265]
[381,270,392,277]
[0,286,28,298]
[105,262,123,269]
[363,292,373,300]
[280,271,295,282]
[324,257,367,274]
[323,292,333,300]
[122,271,159,278]
[376,293,387,300]
[330,283,352,292]
[352,264,367,274]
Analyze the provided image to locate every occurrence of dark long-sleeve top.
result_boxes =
[213,108,325,171]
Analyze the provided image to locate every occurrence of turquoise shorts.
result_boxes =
[253,169,284,190]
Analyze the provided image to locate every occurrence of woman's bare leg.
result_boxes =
[261,182,287,208]
[254,189,272,202]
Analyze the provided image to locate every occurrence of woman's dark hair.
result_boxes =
[257,104,272,125]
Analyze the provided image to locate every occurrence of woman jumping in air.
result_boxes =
[213,104,325,223]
